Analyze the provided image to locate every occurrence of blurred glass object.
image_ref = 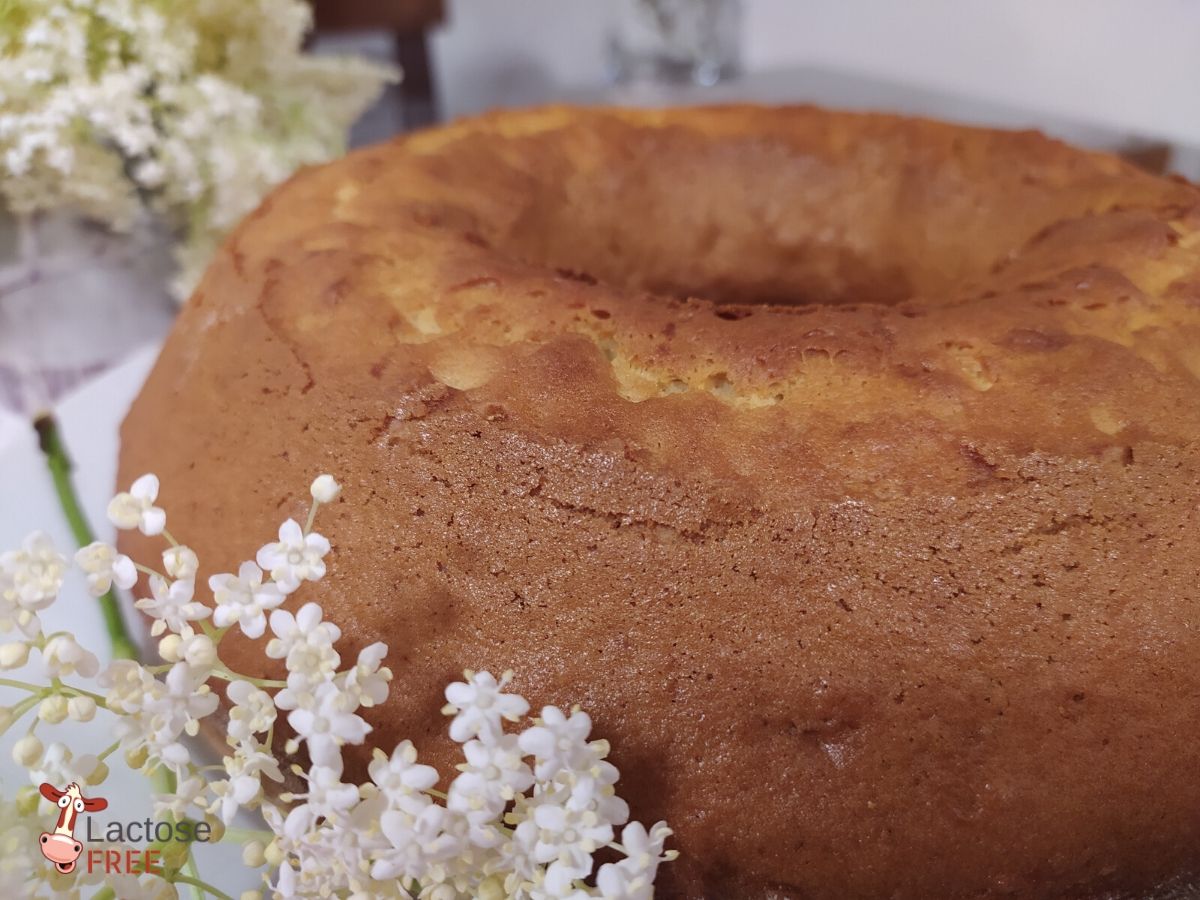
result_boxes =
[609,0,742,87]
[0,211,175,414]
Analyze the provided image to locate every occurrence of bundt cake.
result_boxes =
[118,105,1200,898]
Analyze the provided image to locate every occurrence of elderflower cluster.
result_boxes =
[0,474,676,898]
[0,0,392,295]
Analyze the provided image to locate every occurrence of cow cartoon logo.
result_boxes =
[37,782,108,874]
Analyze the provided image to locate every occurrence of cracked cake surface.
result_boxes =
[119,105,1200,898]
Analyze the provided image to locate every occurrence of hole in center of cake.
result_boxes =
[478,129,923,307]
[498,213,914,308]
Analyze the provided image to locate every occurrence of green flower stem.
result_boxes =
[147,766,201,897]
[170,873,234,900]
[1,692,43,734]
[135,561,166,579]
[209,666,286,689]
[154,763,175,800]
[303,500,319,535]
[97,739,121,760]
[183,856,205,900]
[35,413,138,661]
[0,676,45,693]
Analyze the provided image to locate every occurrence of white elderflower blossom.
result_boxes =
[0,641,29,669]
[595,862,652,900]
[443,670,531,743]
[28,742,102,788]
[266,602,341,677]
[0,530,67,611]
[159,632,217,669]
[226,680,277,743]
[336,641,391,708]
[66,695,96,722]
[74,540,138,597]
[0,600,40,641]
[529,860,594,900]
[114,662,220,769]
[519,706,598,781]
[595,821,676,900]
[100,658,158,715]
[11,734,43,767]
[41,633,99,679]
[162,545,199,581]
[0,0,392,296]
[38,694,69,724]
[210,561,285,639]
[135,574,210,636]
[107,474,167,535]
[286,681,371,767]
[294,762,359,820]
[159,662,220,728]
[449,735,534,826]
[368,742,439,812]
[513,797,616,882]
[0,794,48,897]
[256,520,330,593]
[371,803,463,884]
[0,472,676,897]
[152,774,208,822]
[209,740,283,825]
[309,474,341,504]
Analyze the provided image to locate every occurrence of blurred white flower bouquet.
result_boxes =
[0,0,393,297]
[0,463,676,898]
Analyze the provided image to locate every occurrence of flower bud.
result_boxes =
[38,695,68,724]
[160,838,191,869]
[163,545,199,581]
[242,841,266,867]
[184,635,217,669]
[263,840,284,867]
[0,642,29,669]
[12,734,43,767]
[67,695,97,722]
[15,785,39,816]
[88,761,109,785]
[310,474,341,504]
[158,634,182,662]
[206,817,226,842]
[428,885,457,900]
[478,876,506,900]
[125,745,148,770]
[241,892,263,900]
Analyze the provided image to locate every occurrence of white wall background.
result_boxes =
[432,0,1200,145]
[744,0,1200,145]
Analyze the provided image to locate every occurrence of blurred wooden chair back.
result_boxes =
[311,0,444,129]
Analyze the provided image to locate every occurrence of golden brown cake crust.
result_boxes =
[118,105,1200,898]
